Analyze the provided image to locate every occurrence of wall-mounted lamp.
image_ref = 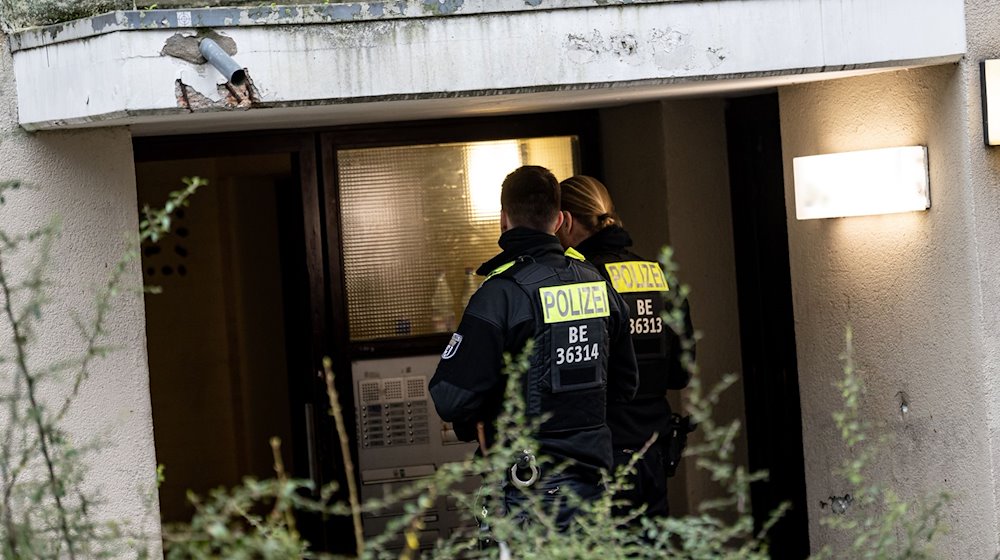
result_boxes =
[981,60,1000,146]
[792,146,930,220]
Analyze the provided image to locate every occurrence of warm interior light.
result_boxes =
[466,141,521,219]
[792,146,930,220]
[982,60,1000,146]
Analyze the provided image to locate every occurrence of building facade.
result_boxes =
[1,0,997,556]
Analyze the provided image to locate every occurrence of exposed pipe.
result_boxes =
[198,37,247,86]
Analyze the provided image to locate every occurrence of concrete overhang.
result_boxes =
[7,0,967,136]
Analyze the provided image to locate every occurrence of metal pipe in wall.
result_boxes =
[198,37,247,86]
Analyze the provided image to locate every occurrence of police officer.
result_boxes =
[429,165,638,531]
[556,175,694,518]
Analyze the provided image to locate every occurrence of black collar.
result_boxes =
[476,227,564,276]
[575,225,633,256]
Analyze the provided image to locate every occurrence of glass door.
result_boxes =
[318,112,600,554]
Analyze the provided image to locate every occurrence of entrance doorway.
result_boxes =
[134,136,324,524]
[135,103,809,555]
[134,112,601,553]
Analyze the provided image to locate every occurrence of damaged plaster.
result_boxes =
[277,20,402,50]
[175,73,259,111]
[421,0,465,16]
[161,31,236,64]
[564,27,727,72]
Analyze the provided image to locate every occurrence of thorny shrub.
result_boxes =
[161,247,950,559]
[0,176,949,559]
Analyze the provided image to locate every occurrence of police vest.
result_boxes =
[492,254,611,434]
[603,260,672,398]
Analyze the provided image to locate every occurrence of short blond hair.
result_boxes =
[559,175,621,233]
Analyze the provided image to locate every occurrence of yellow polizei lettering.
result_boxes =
[539,282,610,323]
[604,261,669,293]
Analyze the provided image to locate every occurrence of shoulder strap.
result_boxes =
[485,261,516,281]
[564,247,587,262]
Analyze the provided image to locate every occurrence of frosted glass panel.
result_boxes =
[338,136,578,341]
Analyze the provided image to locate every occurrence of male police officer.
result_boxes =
[428,165,638,531]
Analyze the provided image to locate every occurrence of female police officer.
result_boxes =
[556,175,694,518]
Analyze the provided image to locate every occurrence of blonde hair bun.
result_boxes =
[559,175,621,231]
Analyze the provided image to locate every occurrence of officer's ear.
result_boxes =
[551,211,565,236]
[560,211,572,233]
[500,210,510,233]
[554,211,571,247]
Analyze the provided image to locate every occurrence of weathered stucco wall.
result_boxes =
[780,64,999,556]
[0,39,161,553]
[963,0,1000,548]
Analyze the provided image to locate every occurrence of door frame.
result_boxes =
[725,93,810,558]
[133,131,333,543]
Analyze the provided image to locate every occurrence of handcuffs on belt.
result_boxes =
[476,421,539,489]
[510,449,539,489]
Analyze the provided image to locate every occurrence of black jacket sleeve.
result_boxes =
[428,313,505,426]
[430,271,631,441]
[428,280,533,442]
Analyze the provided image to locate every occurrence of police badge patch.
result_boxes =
[441,333,463,359]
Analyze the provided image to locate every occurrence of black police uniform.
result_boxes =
[429,226,638,529]
[574,225,693,517]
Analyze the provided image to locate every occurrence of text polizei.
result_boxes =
[538,281,611,324]
[603,261,669,294]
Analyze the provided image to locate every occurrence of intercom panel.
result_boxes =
[351,355,480,548]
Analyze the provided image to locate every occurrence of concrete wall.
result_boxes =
[962,0,1000,551]
[779,64,999,556]
[659,98,750,515]
[0,39,161,554]
[599,100,749,516]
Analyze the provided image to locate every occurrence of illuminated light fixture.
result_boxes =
[466,141,521,219]
[792,146,930,220]
[982,59,1000,146]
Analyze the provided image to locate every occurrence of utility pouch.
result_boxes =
[664,413,696,478]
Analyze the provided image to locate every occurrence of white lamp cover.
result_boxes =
[982,59,1000,146]
[793,146,930,220]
